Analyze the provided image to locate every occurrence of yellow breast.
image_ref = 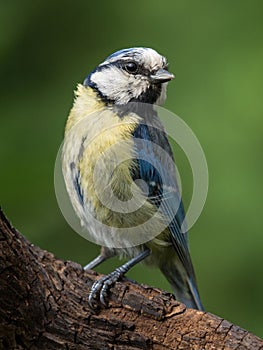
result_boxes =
[62,85,166,249]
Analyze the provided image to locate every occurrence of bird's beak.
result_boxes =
[150,69,174,84]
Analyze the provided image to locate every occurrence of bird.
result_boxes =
[62,47,204,311]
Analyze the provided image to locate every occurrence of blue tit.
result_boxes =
[62,47,203,310]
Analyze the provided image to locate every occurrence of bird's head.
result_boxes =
[84,47,174,105]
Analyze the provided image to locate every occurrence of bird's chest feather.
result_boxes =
[62,87,175,251]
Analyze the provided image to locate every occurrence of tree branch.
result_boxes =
[0,208,262,349]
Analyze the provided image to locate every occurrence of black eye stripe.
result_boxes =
[122,62,150,77]
[97,59,168,78]
[115,60,143,74]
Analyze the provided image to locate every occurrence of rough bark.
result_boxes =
[0,208,262,350]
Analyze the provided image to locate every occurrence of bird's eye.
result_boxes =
[124,62,139,74]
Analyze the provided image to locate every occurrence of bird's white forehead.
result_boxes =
[101,47,167,71]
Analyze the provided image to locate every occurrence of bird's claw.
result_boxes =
[88,270,122,309]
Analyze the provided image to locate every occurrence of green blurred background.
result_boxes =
[1,0,263,338]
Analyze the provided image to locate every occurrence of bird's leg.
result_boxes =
[89,248,150,308]
[83,246,116,271]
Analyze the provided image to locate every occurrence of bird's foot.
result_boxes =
[88,268,123,309]
[88,250,151,309]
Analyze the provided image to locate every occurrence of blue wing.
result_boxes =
[132,122,197,280]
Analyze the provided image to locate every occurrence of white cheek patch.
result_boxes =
[91,67,150,104]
